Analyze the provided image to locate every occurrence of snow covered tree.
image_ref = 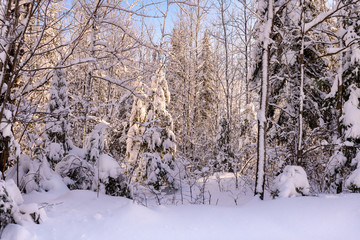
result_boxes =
[251,0,275,200]
[167,25,189,158]
[339,0,360,191]
[261,0,347,191]
[44,67,71,168]
[126,66,177,191]
[85,122,107,164]
[167,3,215,169]
[324,0,360,193]
[108,93,134,161]
[0,0,30,178]
[195,31,218,165]
[215,115,233,172]
[55,123,108,191]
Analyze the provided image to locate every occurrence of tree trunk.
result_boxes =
[255,0,274,200]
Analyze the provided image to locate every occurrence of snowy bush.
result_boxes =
[5,155,63,193]
[345,168,360,192]
[142,152,178,191]
[324,150,349,193]
[271,166,310,198]
[95,154,130,197]
[0,181,17,234]
[345,152,360,192]
[55,154,95,190]
[85,122,107,163]
[0,180,46,235]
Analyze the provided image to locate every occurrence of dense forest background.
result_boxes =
[1,0,360,212]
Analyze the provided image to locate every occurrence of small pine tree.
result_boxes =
[84,122,107,164]
[126,66,177,191]
[44,68,70,168]
[215,114,233,172]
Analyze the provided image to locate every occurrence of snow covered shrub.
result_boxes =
[96,154,130,197]
[325,150,349,193]
[0,179,46,235]
[141,152,177,191]
[104,175,130,197]
[0,181,16,234]
[6,155,60,193]
[215,116,234,172]
[55,154,95,190]
[346,169,360,193]
[85,123,107,164]
[345,152,360,193]
[271,166,310,198]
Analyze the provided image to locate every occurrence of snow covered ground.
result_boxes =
[2,175,360,240]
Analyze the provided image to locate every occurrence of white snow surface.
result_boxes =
[2,174,360,240]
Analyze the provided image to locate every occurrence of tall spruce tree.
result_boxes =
[328,0,360,193]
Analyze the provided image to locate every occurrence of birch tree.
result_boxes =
[252,0,274,199]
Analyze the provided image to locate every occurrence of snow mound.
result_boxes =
[1,224,34,240]
[98,154,122,180]
[14,203,48,224]
[5,179,24,205]
[272,165,310,198]
[6,155,67,194]
[1,180,47,236]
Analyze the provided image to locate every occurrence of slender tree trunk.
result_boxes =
[255,0,274,200]
[82,15,97,147]
[337,39,343,137]
[297,0,306,165]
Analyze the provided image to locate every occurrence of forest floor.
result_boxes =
[2,174,360,240]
